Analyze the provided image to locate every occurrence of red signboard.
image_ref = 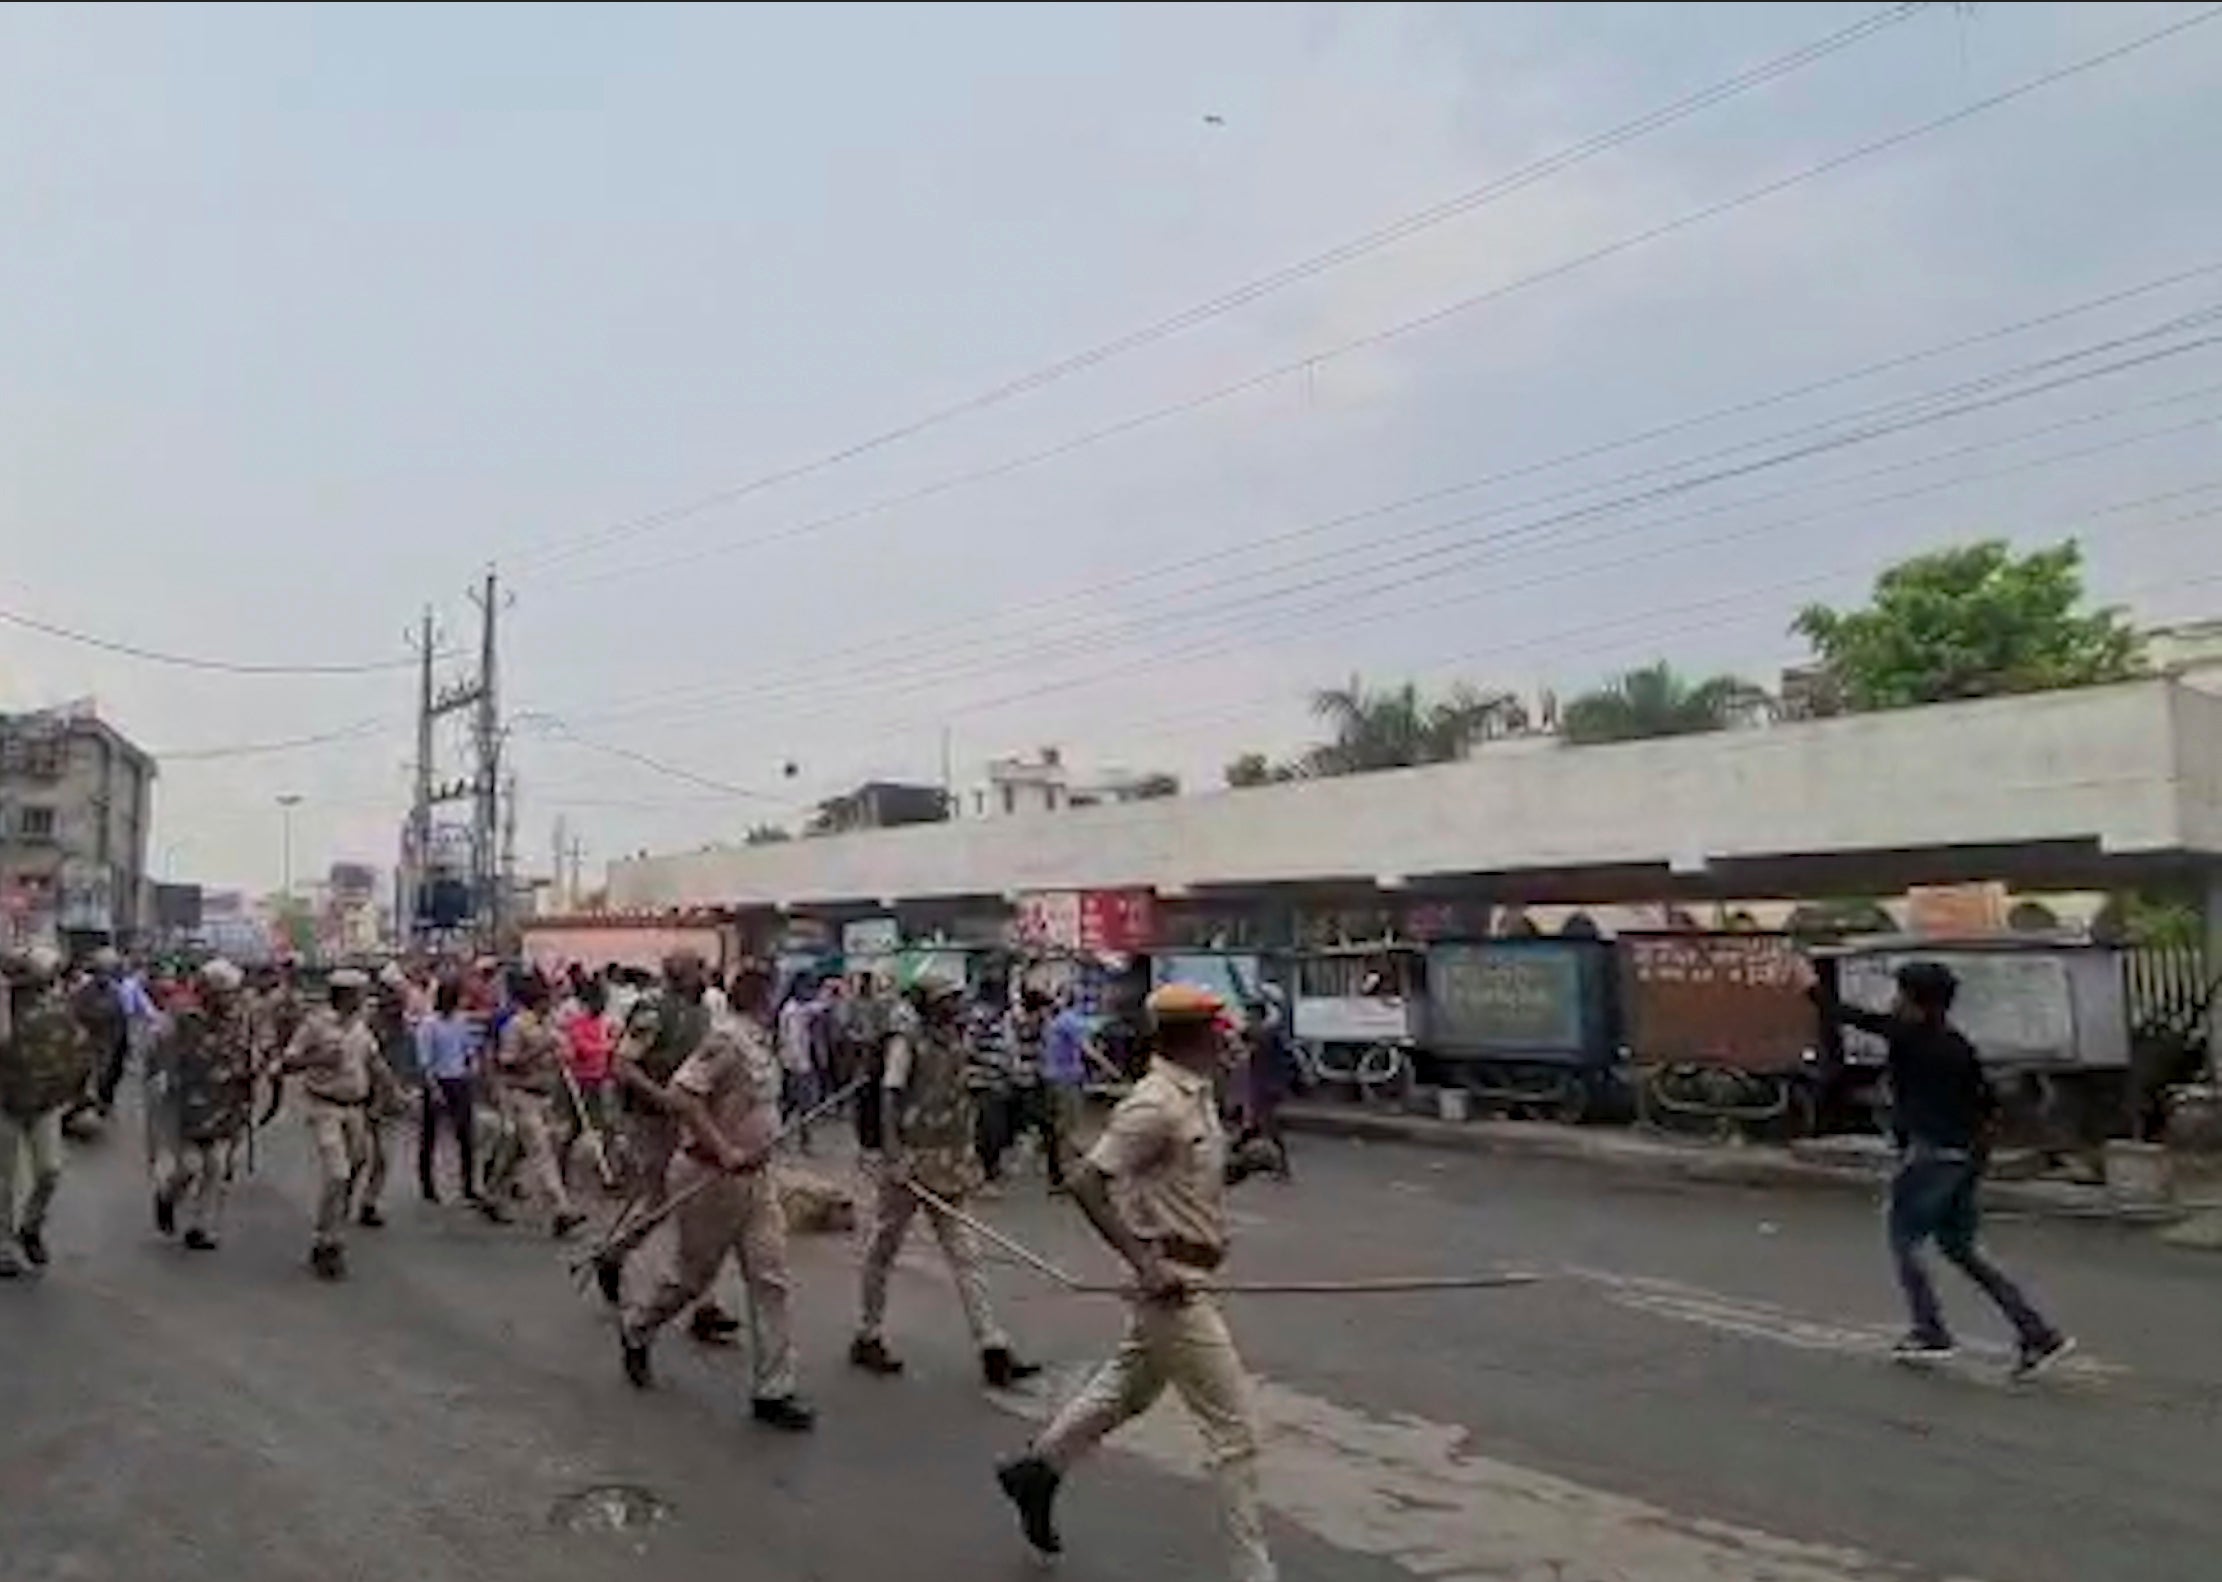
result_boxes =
[1078,888,1156,954]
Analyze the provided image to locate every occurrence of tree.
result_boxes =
[1225,752,1276,788]
[743,823,791,845]
[1303,676,1525,776]
[1791,539,2143,712]
[1560,662,1768,745]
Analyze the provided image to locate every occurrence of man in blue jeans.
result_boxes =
[1810,959,2073,1378]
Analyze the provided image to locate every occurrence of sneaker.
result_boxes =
[358,1206,386,1230]
[750,1395,817,1433]
[183,1229,219,1253]
[552,1211,587,1241]
[620,1329,653,1389]
[982,1346,1042,1389]
[848,1335,905,1376]
[689,1306,742,1346]
[995,1455,1063,1556]
[1890,1332,1957,1363]
[2012,1333,2077,1381]
[154,1190,177,1237]
[18,1228,48,1268]
[593,1253,624,1307]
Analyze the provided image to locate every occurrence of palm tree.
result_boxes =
[1559,662,1769,745]
[1304,676,1525,776]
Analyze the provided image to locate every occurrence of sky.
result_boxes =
[5,1,2222,897]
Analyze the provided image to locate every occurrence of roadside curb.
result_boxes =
[1279,1103,2191,1229]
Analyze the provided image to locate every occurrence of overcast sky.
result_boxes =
[5,1,2221,896]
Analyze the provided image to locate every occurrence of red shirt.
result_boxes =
[565,1014,614,1084]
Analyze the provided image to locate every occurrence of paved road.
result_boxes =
[6,1103,2218,1582]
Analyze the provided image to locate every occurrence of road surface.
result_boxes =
[5,1103,2218,1581]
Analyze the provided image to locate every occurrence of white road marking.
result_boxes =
[995,1365,1990,1582]
[1563,1268,2122,1383]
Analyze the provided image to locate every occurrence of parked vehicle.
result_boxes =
[1290,944,1421,1098]
[1619,932,1823,1139]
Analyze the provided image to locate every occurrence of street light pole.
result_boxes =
[276,795,303,900]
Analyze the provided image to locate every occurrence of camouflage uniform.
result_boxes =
[1,971,94,1274]
[151,992,257,1247]
[599,989,712,1269]
[856,998,1014,1358]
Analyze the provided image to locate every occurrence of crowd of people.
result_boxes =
[0,940,1297,1581]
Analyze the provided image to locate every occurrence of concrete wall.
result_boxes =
[608,680,2222,912]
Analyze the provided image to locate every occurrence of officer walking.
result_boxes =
[279,967,383,1280]
[616,961,814,1431]
[484,972,587,1239]
[595,949,741,1343]
[0,945,94,1278]
[997,983,1280,1582]
[150,959,257,1251]
[849,970,1038,1389]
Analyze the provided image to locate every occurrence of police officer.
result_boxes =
[150,959,258,1251]
[617,961,813,1431]
[997,983,1280,1582]
[595,949,740,1342]
[279,967,384,1280]
[0,945,94,1278]
[850,970,1038,1389]
[484,972,587,1239]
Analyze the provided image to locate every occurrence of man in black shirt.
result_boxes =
[1813,959,2072,1377]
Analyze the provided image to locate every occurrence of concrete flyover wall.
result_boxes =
[607,679,2222,912]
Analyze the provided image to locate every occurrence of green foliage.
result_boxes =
[1126,771,1181,800]
[1303,677,1526,776]
[743,823,791,845]
[1791,540,2143,711]
[1560,662,1768,745]
[1223,752,1280,788]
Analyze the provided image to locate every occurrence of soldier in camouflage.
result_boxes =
[594,949,740,1342]
[1,945,94,1278]
[850,971,1039,1389]
[150,959,258,1252]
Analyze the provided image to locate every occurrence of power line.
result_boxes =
[502,3,1934,579]
[524,262,2222,729]
[0,603,423,676]
[154,718,396,762]
[546,312,2222,734]
[516,713,795,806]
[517,4,2222,595]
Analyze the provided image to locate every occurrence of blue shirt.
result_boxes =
[415,1014,478,1082]
[1043,1008,1091,1087]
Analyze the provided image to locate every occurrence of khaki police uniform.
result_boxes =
[489,1007,577,1225]
[0,955,93,1275]
[1033,1041,1276,1582]
[622,1013,796,1398]
[856,997,1010,1354]
[285,999,378,1258]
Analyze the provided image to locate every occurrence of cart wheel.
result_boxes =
[1552,1080,1591,1126]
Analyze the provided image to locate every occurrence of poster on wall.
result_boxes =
[1014,891,1083,951]
[1079,888,1156,954]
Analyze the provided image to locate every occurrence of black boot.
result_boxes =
[751,1395,817,1433]
[995,1455,1063,1556]
[848,1335,904,1375]
[689,1305,742,1346]
[620,1327,653,1389]
[154,1189,177,1237]
[358,1205,386,1230]
[18,1227,48,1267]
[593,1252,624,1307]
[982,1346,1042,1389]
[309,1243,346,1281]
[183,1229,219,1252]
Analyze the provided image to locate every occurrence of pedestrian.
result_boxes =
[559,976,617,1189]
[1003,988,1059,1187]
[849,971,1038,1388]
[616,960,814,1431]
[594,949,742,1345]
[1808,960,2074,1376]
[777,976,824,1154]
[149,959,257,1252]
[1039,987,1095,1191]
[1237,988,1295,1181]
[415,978,480,1205]
[0,945,94,1278]
[996,982,1281,1582]
[482,972,588,1239]
[279,968,385,1281]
